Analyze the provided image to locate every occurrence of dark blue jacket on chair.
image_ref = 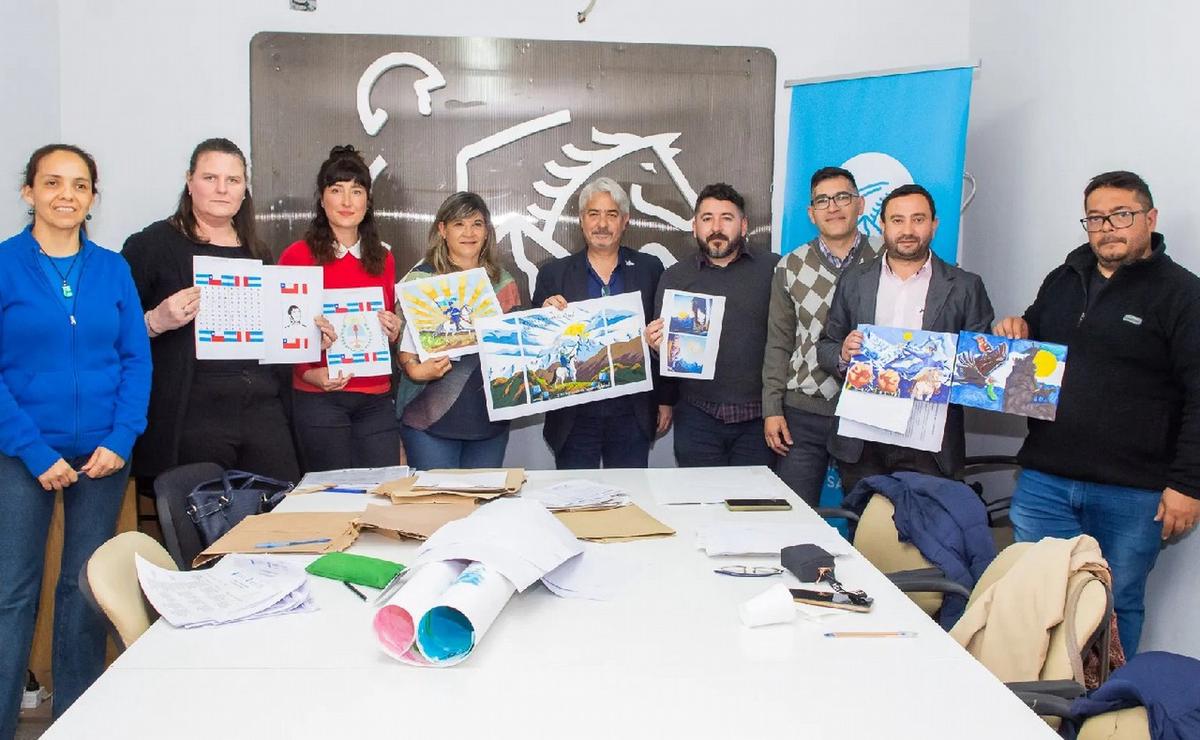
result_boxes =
[845,472,997,628]
[1071,651,1200,740]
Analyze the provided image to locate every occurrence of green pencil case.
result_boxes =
[305,552,405,589]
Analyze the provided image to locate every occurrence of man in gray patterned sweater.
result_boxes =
[762,167,879,505]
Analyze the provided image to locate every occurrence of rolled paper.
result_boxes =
[373,560,466,665]
[416,561,516,665]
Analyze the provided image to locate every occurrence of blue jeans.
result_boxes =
[554,413,650,469]
[672,402,774,469]
[400,425,510,470]
[0,453,131,738]
[1009,468,1163,655]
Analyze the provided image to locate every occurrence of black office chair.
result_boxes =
[153,462,224,570]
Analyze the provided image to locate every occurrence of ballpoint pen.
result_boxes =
[253,537,333,549]
[324,486,369,494]
[343,581,367,601]
[823,631,918,638]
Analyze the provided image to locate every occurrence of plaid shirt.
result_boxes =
[688,398,763,424]
[818,237,863,270]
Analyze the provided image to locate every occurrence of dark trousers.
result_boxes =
[837,441,944,498]
[672,402,775,469]
[775,406,836,508]
[178,370,300,482]
[555,413,650,469]
[293,391,401,473]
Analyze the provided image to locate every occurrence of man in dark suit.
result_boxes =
[531,177,668,468]
[817,184,994,494]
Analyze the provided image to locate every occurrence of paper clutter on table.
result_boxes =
[553,503,675,542]
[136,553,315,628]
[739,583,797,628]
[371,468,525,503]
[193,512,360,567]
[357,500,477,541]
[522,478,631,511]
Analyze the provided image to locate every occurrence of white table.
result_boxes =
[46,467,1056,739]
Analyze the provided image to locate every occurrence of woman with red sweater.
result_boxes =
[279,146,403,471]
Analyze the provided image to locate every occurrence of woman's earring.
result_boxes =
[85,214,93,221]
[27,208,34,216]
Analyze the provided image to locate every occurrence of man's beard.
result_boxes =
[884,234,930,262]
[698,232,745,260]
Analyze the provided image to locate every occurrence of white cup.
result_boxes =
[738,583,797,628]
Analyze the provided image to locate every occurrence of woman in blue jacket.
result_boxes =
[0,144,152,736]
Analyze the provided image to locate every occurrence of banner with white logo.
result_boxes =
[780,66,974,263]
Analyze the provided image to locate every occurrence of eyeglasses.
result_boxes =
[1080,209,1147,232]
[811,192,858,210]
[713,565,784,578]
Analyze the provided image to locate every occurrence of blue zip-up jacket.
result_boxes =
[845,472,997,628]
[1071,651,1200,740]
[0,227,151,476]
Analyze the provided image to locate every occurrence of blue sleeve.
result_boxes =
[99,259,152,460]
[0,294,62,477]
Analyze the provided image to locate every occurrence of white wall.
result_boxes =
[39,0,969,469]
[0,3,60,236]
[967,0,1200,657]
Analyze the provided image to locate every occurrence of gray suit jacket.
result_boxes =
[816,252,995,477]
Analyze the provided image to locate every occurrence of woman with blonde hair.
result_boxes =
[396,192,522,468]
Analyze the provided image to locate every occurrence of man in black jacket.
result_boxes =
[531,177,668,468]
[994,170,1200,654]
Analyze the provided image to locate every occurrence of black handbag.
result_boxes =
[186,470,293,546]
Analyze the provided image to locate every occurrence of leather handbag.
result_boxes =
[186,470,293,546]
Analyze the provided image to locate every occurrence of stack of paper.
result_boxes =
[293,465,411,494]
[695,523,852,557]
[541,544,627,600]
[522,479,631,511]
[414,471,508,490]
[135,554,315,628]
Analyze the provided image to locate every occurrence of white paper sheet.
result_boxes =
[396,267,501,361]
[522,479,631,511]
[658,289,726,380]
[649,467,777,505]
[193,256,266,360]
[322,286,391,377]
[413,471,508,490]
[474,291,653,422]
[834,389,914,434]
[135,553,313,628]
[415,497,583,591]
[837,399,947,452]
[294,465,412,493]
[541,544,626,600]
[260,264,323,364]
[695,523,852,557]
[415,561,516,665]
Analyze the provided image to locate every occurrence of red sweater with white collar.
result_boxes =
[278,240,396,395]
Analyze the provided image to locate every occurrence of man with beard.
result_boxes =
[817,184,993,495]
[762,166,880,506]
[645,183,778,466]
[533,177,667,469]
[993,170,1200,654]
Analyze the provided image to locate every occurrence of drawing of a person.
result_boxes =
[284,304,307,328]
[691,296,709,334]
[442,299,465,332]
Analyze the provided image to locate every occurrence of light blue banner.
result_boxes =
[781,67,973,263]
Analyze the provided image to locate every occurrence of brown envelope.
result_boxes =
[357,501,477,541]
[371,468,525,503]
[193,512,361,567]
[554,504,676,543]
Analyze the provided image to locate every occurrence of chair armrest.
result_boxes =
[1011,692,1077,721]
[1005,680,1085,700]
[962,454,1020,469]
[886,569,971,599]
[815,508,860,523]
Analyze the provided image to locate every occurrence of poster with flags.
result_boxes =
[781,65,974,263]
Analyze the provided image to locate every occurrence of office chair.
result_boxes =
[80,531,177,651]
[153,462,224,570]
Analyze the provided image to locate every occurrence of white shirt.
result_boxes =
[874,253,933,329]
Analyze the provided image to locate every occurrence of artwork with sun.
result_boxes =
[396,267,501,360]
[950,332,1067,420]
[844,325,958,403]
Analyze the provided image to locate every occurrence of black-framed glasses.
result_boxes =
[811,191,858,210]
[1080,209,1147,232]
[713,565,784,578]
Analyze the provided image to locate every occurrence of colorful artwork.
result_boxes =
[475,292,652,421]
[194,255,266,361]
[397,268,501,361]
[659,290,725,380]
[844,325,957,403]
[950,332,1067,421]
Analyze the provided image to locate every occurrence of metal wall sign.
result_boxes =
[250,32,775,296]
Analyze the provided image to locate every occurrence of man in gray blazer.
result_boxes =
[817,184,994,495]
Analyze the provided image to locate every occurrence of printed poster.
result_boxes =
[844,324,957,403]
[194,255,266,361]
[475,292,652,422]
[260,265,322,364]
[950,332,1067,421]
[396,267,501,361]
[658,289,725,380]
[323,286,392,378]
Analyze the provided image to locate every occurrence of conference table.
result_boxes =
[45,467,1056,739]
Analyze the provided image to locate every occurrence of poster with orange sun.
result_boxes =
[843,325,958,403]
[397,268,501,361]
[950,332,1066,421]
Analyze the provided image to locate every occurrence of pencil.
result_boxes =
[343,581,367,601]
[823,631,917,638]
